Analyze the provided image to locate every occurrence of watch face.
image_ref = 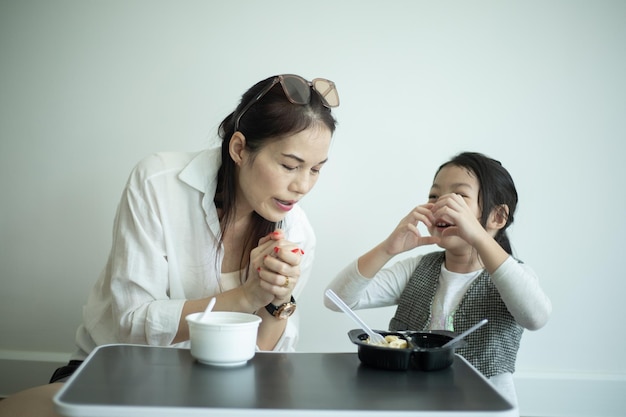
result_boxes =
[277,303,296,319]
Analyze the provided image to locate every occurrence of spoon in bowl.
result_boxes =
[201,297,216,321]
[325,289,387,345]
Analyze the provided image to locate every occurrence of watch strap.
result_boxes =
[265,296,296,317]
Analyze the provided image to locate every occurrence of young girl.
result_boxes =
[324,152,551,407]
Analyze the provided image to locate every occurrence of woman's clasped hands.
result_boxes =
[245,229,303,310]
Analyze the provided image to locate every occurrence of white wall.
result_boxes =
[1,1,624,415]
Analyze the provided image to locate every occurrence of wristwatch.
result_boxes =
[265,296,297,319]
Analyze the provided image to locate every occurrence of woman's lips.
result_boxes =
[275,198,296,212]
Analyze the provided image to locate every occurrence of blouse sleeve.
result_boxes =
[106,167,185,346]
[324,256,422,310]
[490,256,552,330]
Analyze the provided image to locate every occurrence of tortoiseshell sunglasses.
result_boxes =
[234,74,339,132]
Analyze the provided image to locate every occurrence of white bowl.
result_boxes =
[186,311,262,367]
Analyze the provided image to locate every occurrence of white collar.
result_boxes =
[178,145,223,235]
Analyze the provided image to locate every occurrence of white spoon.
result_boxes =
[325,289,387,345]
[441,319,488,348]
[201,297,216,321]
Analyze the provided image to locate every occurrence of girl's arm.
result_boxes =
[324,205,438,311]
[324,256,422,310]
[490,257,552,330]
[471,225,511,274]
[358,205,439,278]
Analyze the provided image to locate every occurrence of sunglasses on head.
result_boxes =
[234,74,340,132]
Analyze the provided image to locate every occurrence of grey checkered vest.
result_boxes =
[389,251,523,377]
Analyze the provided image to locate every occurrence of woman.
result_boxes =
[0,74,339,417]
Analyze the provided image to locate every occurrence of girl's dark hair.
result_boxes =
[436,152,518,254]
[215,75,337,274]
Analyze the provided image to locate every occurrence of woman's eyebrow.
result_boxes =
[282,153,329,165]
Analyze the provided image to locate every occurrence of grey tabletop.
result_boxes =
[54,344,516,417]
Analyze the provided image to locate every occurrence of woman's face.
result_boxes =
[235,125,332,223]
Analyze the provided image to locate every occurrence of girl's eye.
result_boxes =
[428,194,438,201]
[282,165,297,172]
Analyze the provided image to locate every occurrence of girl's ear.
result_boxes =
[488,204,509,231]
[228,132,247,165]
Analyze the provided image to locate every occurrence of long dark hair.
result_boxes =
[215,75,337,274]
[436,152,518,254]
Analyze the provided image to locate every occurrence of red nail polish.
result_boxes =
[273,247,280,253]
[300,249,305,255]
[291,248,300,253]
[257,267,261,271]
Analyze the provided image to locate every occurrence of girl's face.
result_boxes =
[427,164,482,247]
[235,125,332,223]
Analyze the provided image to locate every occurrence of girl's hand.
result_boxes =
[356,205,440,279]
[430,193,487,246]
[382,204,440,256]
